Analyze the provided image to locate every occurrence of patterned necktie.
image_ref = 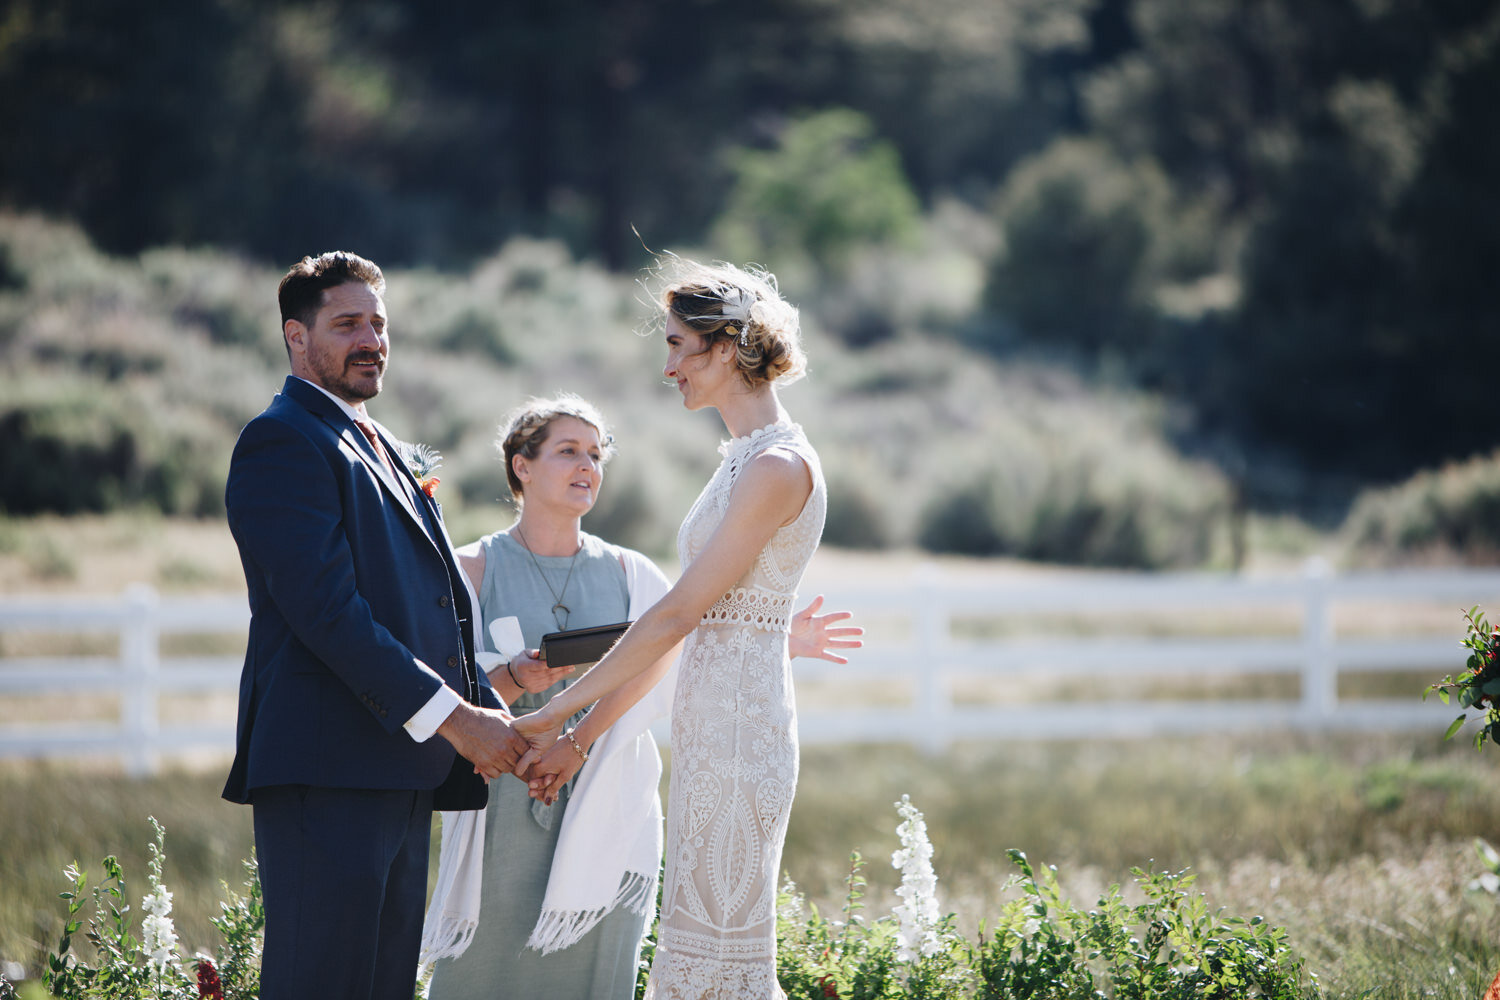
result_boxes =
[354,418,399,480]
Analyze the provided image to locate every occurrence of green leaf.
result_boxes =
[1445,715,1467,740]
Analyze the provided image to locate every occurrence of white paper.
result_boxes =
[487,615,526,660]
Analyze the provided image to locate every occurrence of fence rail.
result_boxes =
[2,564,1498,773]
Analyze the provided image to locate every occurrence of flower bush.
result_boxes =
[776,798,1317,999]
[43,801,1317,999]
[1424,605,1500,748]
[44,817,261,1000]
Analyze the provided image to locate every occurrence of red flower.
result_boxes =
[819,974,839,998]
[196,959,225,1000]
[419,475,441,499]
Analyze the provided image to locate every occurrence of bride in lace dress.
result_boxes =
[515,259,825,998]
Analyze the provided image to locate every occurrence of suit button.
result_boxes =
[439,595,450,608]
[447,655,459,668]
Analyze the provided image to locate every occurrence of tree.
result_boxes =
[984,138,1172,358]
[712,108,921,277]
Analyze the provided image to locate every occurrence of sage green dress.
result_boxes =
[428,530,644,1000]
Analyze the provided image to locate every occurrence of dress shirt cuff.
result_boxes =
[404,684,463,743]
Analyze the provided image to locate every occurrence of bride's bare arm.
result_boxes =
[513,448,812,756]
[524,639,683,801]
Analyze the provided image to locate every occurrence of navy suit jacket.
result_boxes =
[222,376,498,806]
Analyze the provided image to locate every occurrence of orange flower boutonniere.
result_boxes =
[396,441,443,499]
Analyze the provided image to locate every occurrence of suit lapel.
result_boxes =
[279,377,479,696]
[350,421,432,531]
[278,377,435,544]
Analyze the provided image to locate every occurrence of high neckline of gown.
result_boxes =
[718,419,798,458]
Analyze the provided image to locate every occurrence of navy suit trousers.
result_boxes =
[253,784,434,1000]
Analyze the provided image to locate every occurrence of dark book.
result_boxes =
[539,620,631,668]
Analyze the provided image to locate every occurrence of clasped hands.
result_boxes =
[445,593,865,802]
[434,698,574,798]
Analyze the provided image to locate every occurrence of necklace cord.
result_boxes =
[514,526,581,631]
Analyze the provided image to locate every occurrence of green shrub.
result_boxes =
[1341,449,1500,565]
[35,798,1317,1000]
[0,212,1231,566]
[912,427,1226,569]
[985,139,1168,356]
[713,108,922,278]
[44,820,261,1000]
[0,380,227,517]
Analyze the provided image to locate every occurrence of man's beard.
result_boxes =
[316,350,383,401]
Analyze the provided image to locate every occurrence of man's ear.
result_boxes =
[284,319,306,356]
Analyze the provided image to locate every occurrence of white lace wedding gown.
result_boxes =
[644,421,826,1000]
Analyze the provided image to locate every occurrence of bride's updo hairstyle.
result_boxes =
[495,393,616,504]
[660,260,806,388]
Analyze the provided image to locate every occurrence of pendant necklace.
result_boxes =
[514,525,581,631]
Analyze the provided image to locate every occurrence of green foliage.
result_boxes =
[714,109,922,278]
[777,847,1315,999]
[976,851,1313,999]
[1,0,1498,501]
[911,420,1228,569]
[1423,606,1500,750]
[33,804,1317,1000]
[44,818,260,1000]
[985,138,1174,358]
[0,212,1237,568]
[0,380,228,517]
[1341,450,1500,566]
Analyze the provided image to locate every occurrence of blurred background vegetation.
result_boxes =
[3,0,1500,568]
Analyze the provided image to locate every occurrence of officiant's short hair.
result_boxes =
[496,394,617,501]
[278,251,386,335]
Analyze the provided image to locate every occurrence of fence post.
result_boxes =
[121,584,161,776]
[1300,557,1336,723]
[914,563,951,755]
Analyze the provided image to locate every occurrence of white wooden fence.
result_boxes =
[2,563,1497,774]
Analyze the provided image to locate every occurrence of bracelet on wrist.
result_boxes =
[506,657,521,688]
[564,729,589,763]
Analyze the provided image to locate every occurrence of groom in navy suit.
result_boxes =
[223,251,526,1000]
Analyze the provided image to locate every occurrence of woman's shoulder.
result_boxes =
[744,441,817,486]
[463,528,522,569]
[583,533,669,587]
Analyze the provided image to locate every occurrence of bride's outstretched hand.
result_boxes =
[788,594,864,664]
[511,709,564,777]
[525,738,588,805]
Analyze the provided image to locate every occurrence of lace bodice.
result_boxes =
[676,421,826,633]
[646,420,825,1000]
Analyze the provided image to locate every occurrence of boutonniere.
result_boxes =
[396,441,443,498]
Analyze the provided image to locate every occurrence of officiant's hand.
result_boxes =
[436,702,529,780]
[788,594,864,664]
[506,648,578,693]
[512,707,564,776]
[525,737,589,805]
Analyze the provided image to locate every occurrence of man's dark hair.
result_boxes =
[277,251,385,332]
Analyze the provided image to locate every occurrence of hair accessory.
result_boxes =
[718,285,755,327]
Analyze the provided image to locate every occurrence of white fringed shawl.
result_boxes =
[418,545,673,974]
